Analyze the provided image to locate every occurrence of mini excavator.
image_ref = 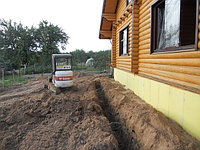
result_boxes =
[48,54,73,94]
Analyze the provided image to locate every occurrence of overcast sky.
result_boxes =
[0,0,111,52]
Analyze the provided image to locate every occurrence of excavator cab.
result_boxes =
[50,54,73,88]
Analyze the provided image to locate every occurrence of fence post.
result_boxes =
[18,61,21,77]
[40,55,43,76]
[2,69,4,88]
[12,69,15,85]
[104,54,106,71]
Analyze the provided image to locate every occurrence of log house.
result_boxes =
[99,0,200,141]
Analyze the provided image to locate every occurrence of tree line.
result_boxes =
[0,19,69,71]
[70,49,111,71]
[0,19,111,74]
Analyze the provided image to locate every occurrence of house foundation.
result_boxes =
[114,68,200,141]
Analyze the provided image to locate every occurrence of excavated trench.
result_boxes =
[1,74,200,149]
[95,81,140,150]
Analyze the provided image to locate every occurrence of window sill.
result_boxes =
[138,73,200,94]
[119,54,129,57]
[151,46,198,55]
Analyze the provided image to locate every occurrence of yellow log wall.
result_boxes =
[111,26,116,67]
[137,0,200,91]
[115,0,139,72]
[114,0,200,91]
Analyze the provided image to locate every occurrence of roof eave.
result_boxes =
[99,0,119,39]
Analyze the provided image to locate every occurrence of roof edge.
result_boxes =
[99,0,106,39]
[99,0,119,39]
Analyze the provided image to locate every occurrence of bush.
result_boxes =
[43,64,52,73]
[25,64,41,74]
[25,63,52,74]
[0,75,32,87]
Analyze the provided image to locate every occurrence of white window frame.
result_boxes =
[119,26,129,56]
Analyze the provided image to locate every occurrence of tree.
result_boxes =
[0,19,17,68]
[92,50,110,69]
[0,19,69,74]
[0,19,37,75]
[35,20,69,56]
[70,49,87,67]
[0,19,23,70]
[69,49,111,71]
[35,20,69,74]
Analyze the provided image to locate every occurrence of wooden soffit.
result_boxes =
[99,0,118,39]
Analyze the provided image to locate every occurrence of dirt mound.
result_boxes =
[97,78,200,150]
[0,74,200,150]
[0,75,118,150]
[73,72,88,78]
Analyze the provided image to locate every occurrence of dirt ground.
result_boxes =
[0,73,200,150]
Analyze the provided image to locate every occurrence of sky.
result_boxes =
[0,0,111,52]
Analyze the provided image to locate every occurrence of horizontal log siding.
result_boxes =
[199,6,200,48]
[115,0,139,72]
[116,1,132,72]
[116,0,127,20]
[111,27,116,67]
[138,0,200,91]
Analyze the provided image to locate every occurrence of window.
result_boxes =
[151,0,198,53]
[119,26,129,56]
[56,58,71,70]
[127,0,132,6]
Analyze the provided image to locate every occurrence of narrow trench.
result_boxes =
[95,81,140,150]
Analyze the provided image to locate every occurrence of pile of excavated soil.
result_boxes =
[0,75,118,150]
[0,73,200,150]
[97,78,200,150]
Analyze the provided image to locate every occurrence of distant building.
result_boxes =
[85,58,94,67]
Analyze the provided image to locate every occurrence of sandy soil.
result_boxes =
[0,73,199,150]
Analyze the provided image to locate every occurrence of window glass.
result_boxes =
[56,58,71,70]
[156,3,165,49]
[164,0,180,48]
[123,29,128,55]
[151,0,197,53]
[119,26,129,56]
[180,0,196,46]
[127,0,132,6]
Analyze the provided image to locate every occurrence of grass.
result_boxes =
[24,63,108,74]
[73,65,106,72]
[0,75,32,88]
[25,64,52,74]
[85,67,104,72]
[0,65,108,88]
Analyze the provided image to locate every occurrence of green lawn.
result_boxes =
[0,75,32,88]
